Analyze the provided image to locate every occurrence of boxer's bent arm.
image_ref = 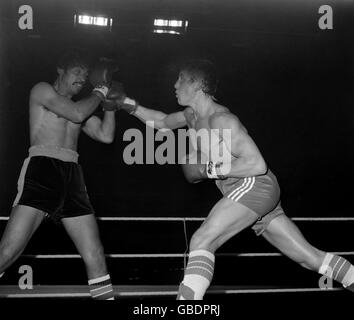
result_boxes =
[82,112,116,143]
[133,105,187,130]
[31,82,102,123]
[210,113,267,178]
[224,151,267,177]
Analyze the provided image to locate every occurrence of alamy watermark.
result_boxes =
[0,265,33,290]
[122,121,233,174]
[318,267,334,290]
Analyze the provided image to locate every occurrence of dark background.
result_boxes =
[0,0,353,219]
[0,0,354,293]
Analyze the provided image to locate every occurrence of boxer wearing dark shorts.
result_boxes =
[0,50,124,300]
[13,145,94,222]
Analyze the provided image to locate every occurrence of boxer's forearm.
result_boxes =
[74,94,103,122]
[133,105,186,130]
[99,111,116,142]
[133,105,168,128]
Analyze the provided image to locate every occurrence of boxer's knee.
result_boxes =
[189,225,220,252]
[0,243,20,266]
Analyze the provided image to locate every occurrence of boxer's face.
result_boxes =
[58,65,88,96]
[174,71,202,106]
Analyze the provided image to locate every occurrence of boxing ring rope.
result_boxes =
[0,216,353,298]
[17,252,354,259]
[1,216,354,258]
[0,285,343,299]
[1,215,352,258]
[0,286,344,299]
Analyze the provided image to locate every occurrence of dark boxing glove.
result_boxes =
[106,81,126,100]
[116,96,138,115]
[101,99,118,112]
[101,81,125,111]
[181,151,208,183]
[181,151,226,183]
[101,81,138,113]
[90,57,119,100]
[106,81,138,114]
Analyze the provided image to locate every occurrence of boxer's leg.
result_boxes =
[62,214,114,300]
[0,205,45,275]
[263,214,354,291]
[177,198,258,300]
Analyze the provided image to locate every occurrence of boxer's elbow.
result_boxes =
[101,137,114,144]
[100,133,114,144]
[250,157,267,176]
[73,110,86,124]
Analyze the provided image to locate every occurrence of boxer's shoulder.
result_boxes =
[30,82,55,100]
[209,109,240,131]
[183,106,194,117]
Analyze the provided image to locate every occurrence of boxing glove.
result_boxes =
[89,57,119,87]
[181,151,208,183]
[181,151,226,183]
[107,81,138,114]
[101,99,118,112]
[90,57,119,100]
[101,81,126,111]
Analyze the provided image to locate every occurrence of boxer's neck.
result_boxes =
[189,94,215,118]
[53,79,73,99]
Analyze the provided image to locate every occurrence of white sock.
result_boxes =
[319,253,354,287]
[177,249,215,300]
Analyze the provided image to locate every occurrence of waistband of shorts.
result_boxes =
[29,145,79,163]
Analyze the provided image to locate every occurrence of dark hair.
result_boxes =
[56,49,90,71]
[180,59,219,96]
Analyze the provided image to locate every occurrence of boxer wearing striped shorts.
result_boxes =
[115,58,354,300]
[216,169,283,236]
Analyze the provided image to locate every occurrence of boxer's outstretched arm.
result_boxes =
[30,82,103,123]
[126,104,187,130]
[209,112,267,178]
[82,111,116,143]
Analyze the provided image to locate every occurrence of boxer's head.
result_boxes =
[175,59,219,106]
[56,50,90,96]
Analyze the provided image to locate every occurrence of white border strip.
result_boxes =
[2,287,342,298]
[1,216,354,222]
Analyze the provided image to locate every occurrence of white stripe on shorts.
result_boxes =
[12,157,31,207]
[227,177,256,202]
[227,178,249,199]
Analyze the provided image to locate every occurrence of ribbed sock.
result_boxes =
[177,249,215,300]
[319,253,354,291]
[88,274,115,300]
